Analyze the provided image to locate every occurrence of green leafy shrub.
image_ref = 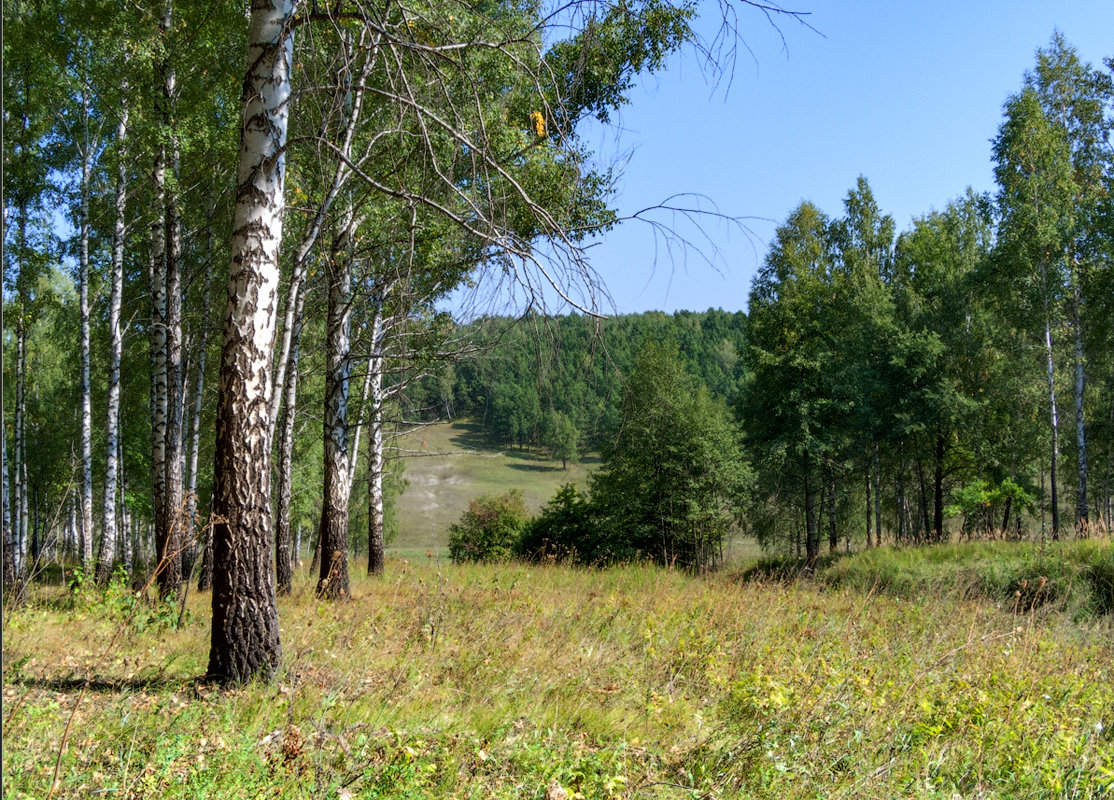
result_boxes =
[448,490,530,564]
[515,483,599,562]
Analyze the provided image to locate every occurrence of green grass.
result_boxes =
[4,549,1113,799]
[818,538,1114,616]
[390,420,599,558]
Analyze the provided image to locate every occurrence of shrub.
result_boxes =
[448,490,530,564]
[516,484,600,563]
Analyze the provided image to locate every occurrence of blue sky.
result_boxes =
[576,0,1114,315]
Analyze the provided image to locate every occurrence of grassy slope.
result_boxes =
[4,550,1112,799]
[389,420,763,565]
[389,420,599,559]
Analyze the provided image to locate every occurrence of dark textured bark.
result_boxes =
[316,221,354,600]
[149,139,170,595]
[207,0,293,684]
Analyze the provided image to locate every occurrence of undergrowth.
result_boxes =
[3,549,1112,799]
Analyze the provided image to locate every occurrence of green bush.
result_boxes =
[448,490,530,564]
[516,483,598,562]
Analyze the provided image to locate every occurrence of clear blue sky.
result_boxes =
[576,0,1113,315]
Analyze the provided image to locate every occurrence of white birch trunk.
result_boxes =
[1044,312,1060,538]
[15,202,28,579]
[149,135,169,589]
[186,227,214,562]
[99,94,128,584]
[1072,285,1088,528]
[159,0,185,595]
[208,0,293,683]
[3,429,12,584]
[367,307,386,576]
[79,85,94,573]
[274,285,305,596]
[267,38,377,429]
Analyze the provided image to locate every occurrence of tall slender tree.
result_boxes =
[207,0,294,683]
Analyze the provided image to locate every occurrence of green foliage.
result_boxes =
[590,341,752,571]
[945,478,1035,537]
[448,490,530,564]
[516,483,597,562]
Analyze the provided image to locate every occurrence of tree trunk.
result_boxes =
[865,462,872,548]
[1044,313,1060,539]
[826,468,837,553]
[316,218,354,600]
[2,428,12,585]
[185,220,215,574]
[266,38,375,432]
[207,0,293,684]
[160,0,186,597]
[1072,285,1088,530]
[367,309,385,576]
[873,444,882,546]
[803,452,819,565]
[915,454,930,543]
[99,95,128,584]
[933,433,945,543]
[149,133,170,594]
[274,286,305,596]
[79,85,95,575]
[119,434,132,579]
[895,445,908,543]
[15,202,29,580]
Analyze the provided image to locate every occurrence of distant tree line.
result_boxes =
[431,35,1114,563]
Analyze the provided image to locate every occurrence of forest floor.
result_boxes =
[3,542,1112,799]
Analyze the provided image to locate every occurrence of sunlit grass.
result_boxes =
[3,549,1112,798]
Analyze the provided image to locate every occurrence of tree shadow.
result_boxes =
[507,463,563,473]
[10,673,203,694]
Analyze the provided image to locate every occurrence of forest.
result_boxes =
[3,0,1114,796]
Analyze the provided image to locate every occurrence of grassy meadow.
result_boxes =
[389,420,600,560]
[3,541,1113,799]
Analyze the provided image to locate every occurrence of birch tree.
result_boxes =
[207,0,294,683]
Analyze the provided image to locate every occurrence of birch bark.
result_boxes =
[79,84,94,573]
[99,95,128,584]
[316,218,354,600]
[207,0,293,683]
[274,286,305,596]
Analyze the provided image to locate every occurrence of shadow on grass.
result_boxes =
[9,673,203,694]
[507,463,564,473]
[447,419,492,451]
